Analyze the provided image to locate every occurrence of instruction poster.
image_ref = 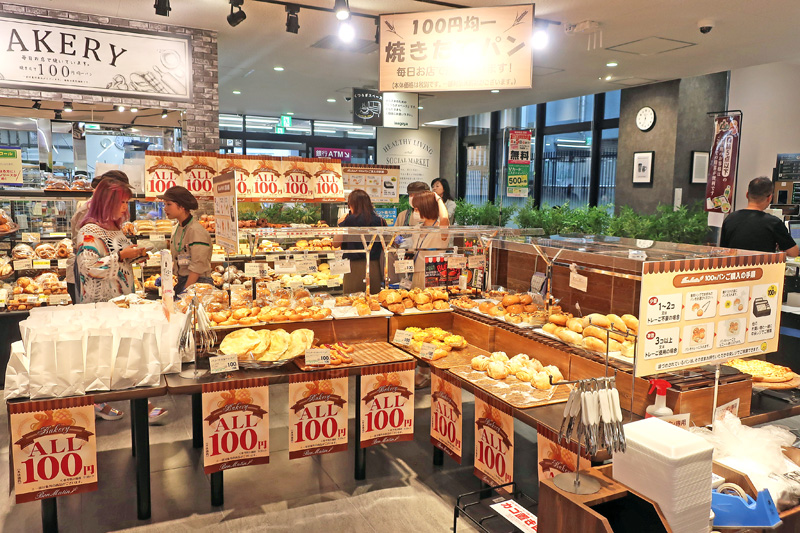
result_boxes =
[635,253,785,377]
[360,362,415,448]
[431,368,463,463]
[342,164,400,203]
[289,370,349,459]
[212,172,239,255]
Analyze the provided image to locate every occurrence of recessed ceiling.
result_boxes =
[6,0,800,125]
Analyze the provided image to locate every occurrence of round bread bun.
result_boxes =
[232,308,251,320]
[585,313,611,328]
[487,361,510,380]
[502,294,521,307]
[548,313,569,326]
[478,301,494,314]
[416,302,434,311]
[488,306,506,317]
[582,336,607,354]
[556,328,583,345]
[505,304,524,315]
[519,294,533,305]
[566,317,584,333]
[621,314,639,333]
[542,322,560,334]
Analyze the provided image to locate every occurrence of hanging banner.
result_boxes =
[705,114,741,213]
[312,159,345,202]
[282,158,315,202]
[507,130,531,198]
[144,151,183,198]
[353,88,384,126]
[0,146,23,184]
[202,378,270,474]
[0,14,191,101]
[384,92,419,129]
[342,164,400,203]
[379,5,534,93]
[182,151,217,200]
[217,154,252,200]
[288,370,349,459]
[507,164,529,198]
[212,171,239,255]
[430,368,463,463]
[9,396,97,503]
[360,361,415,448]
[474,390,514,488]
[249,156,285,200]
[635,252,784,377]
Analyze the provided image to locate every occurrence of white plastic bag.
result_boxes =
[163,312,189,369]
[4,341,29,400]
[29,331,85,399]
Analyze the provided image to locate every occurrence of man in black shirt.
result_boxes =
[720,176,799,256]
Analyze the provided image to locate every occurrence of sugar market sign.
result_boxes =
[0,14,191,101]
[379,5,534,93]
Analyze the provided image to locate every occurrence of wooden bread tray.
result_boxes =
[448,364,572,409]
[295,341,413,372]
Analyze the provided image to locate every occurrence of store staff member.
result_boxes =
[158,186,213,294]
[720,176,799,256]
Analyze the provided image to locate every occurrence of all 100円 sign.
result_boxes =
[360,362,416,447]
[289,370,349,459]
[379,5,534,92]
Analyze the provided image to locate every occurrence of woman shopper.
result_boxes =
[431,178,456,222]
[159,186,213,294]
[336,189,387,294]
[75,178,168,424]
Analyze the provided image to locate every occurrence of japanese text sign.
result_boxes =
[202,378,270,473]
[0,147,22,184]
[182,151,217,200]
[145,151,183,198]
[379,5,534,92]
[10,396,98,503]
[213,172,239,255]
[705,114,741,213]
[474,390,514,488]
[289,370,349,459]
[431,369,463,463]
[360,361,415,448]
[342,164,400,203]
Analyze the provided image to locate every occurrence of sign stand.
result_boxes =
[712,363,721,430]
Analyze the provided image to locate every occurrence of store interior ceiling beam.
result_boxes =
[253,0,379,21]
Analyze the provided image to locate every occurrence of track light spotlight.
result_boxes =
[130,106,138,113]
[32,100,41,110]
[154,0,171,16]
[285,5,300,34]
[227,0,246,27]
[116,104,125,112]
[63,101,73,112]
[161,109,169,118]
[54,110,62,120]
[333,0,350,21]
[338,21,355,43]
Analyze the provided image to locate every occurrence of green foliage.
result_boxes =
[454,199,516,226]
[454,199,477,225]
[249,202,321,225]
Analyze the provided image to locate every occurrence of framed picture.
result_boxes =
[691,151,710,184]
[633,151,654,184]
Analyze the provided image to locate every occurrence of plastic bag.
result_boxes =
[110,328,146,390]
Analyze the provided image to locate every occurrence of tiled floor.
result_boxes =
[0,382,542,532]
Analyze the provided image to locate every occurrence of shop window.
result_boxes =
[246,115,278,133]
[245,140,304,157]
[313,121,375,138]
[599,128,619,209]
[546,95,593,126]
[604,90,621,120]
[541,132,592,208]
[220,113,244,132]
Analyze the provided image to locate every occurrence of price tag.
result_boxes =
[419,342,436,360]
[49,232,67,238]
[447,255,467,269]
[329,259,351,275]
[211,254,226,262]
[399,278,413,290]
[48,294,70,305]
[57,259,68,269]
[27,295,40,304]
[468,255,485,269]
[304,348,331,366]
[326,278,342,288]
[0,242,10,250]
[33,259,50,270]
[459,274,468,291]
[395,260,414,274]
[146,254,161,267]
[150,234,166,242]
[244,262,269,277]
[209,354,239,374]
[21,232,40,243]
[569,271,588,292]
[393,329,413,346]
[295,259,318,274]
[275,260,296,274]
[327,253,336,260]
[132,264,143,280]
[13,259,32,271]
[334,250,344,260]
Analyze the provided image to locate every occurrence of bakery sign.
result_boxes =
[379,4,534,92]
[431,369,463,463]
[288,370,349,459]
[0,14,191,100]
[474,390,514,488]
[360,361,415,448]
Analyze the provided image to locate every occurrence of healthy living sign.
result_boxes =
[0,14,191,100]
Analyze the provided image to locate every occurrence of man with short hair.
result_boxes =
[720,176,798,256]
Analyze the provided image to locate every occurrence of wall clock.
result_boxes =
[636,106,656,131]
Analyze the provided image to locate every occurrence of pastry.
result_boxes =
[444,335,466,348]
[519,294,533,305]
[502,294,520,307]
[532,371,552,390]
[490,351,509,362]
[548,313,570,326]
[506,314,522,324]
[542,322,560,335]
[556,328,582,345]
[417,302,433,311]
[515,369,534,382]
[478,301,494,314]
[12,243,34,260]
[584,313,611,329]
[471,355,490,371]
[486,361,510,380]
[543,365,564,383]
[433,300,450,310]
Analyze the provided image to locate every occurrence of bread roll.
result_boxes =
[505,314,522,324]
[528,359,544,373]
[232,308,251,320]
[519,294,533,305]
[417,302,434,311]
[566,317,584,333]
[621,314,639,333]
[582,336,607,353]
[478,301,494,314]
[621,341,635,358]
[505,304,524,315]
[585,313,611,328]
[507,358,527,375]
[607,313,627,333]
[557,328,583,345]
[413,292,431,304]
[488,306,505,317]
[386,291,403,305]
[583,325,608,342]
[549,313,570,326]
[433,300,449,310]
[542,322,560,335]
[502,294,520,307]
[487,361,510,380]
[403,298,415,309]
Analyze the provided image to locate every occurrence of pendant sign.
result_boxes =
[430,369,463,463]
[145,151,183,198]
[360,361,415,448]
[9,397,98,503]
[474,390,514,489]
[182,152,217,199]
[288,370,349,459]
[202,378,270,474]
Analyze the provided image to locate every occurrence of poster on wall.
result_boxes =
[212,172,238,255]
[182,152,217,200]
[312,159,345,202]
[506,131,531,198]
[379,5,534,93]
[360,362,415,448]
[474,390,514,488]
[249,156,285,200]
[0,146,23,184]
[342,164,400,203]
[635,252,785,377]
[384,92,419,129]
[217,154,253,200]
[705,113,741,213]
[353,88,384,126]
[377,127,440,194]
[0,14,191,101]
[288,370,349,459]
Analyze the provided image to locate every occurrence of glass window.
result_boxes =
[220,114,244,132]
[313,121,374,138]
[604,90,621,120]
[541,132,592,208]
[246,115,279,133]
[546,95,593,126]
[599,128,618,208]
[245,140,304,157]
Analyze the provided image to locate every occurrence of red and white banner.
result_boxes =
[474,390,514,488]
[182,151,217,200]
[490,500,539,532]
[360,361,415,448]
[705,113,741,213]
[289,370,349,459]
[508,130,532,164]
[430,368,462,463]
[145,151,183,199]
[10,396,97,503]
[202,378,270,474]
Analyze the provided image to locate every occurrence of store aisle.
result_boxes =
[0,384,541,532]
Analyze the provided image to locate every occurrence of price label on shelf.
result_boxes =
[27,295,40,304]
[304,348,331,366]
[334,250,344,260]
[329,259,350,275]
[48,294,70,305]
[149,234,166,242]
[244,262,269,278]
[327,253,336,260]
[468,255,485,269]
[0,242,10,250]
[13,259,32,271]
[393,329,412,346]
[459,274,468,291]
[295,259,317,274]
[49,232,67,238]
[326,278,342,288]
[266,281,281,293]
[447,255,467,269]
[419,342,436,360]
[21,232,40,243]
[211,254,226,262]
[394,260,414,274]
[274,260,296,274]
[399,278,413,290]
[57,259,68,269]
[32,259,50,270]
[146,255,161,267]
[209,354,239,374]
[288,280,302,291]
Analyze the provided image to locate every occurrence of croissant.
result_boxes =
[471,355,490,371]
[515,369,534,382]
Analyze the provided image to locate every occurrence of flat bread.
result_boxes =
[726,358,796,383]
[257,329,271,350]
[284,329,315,359]
[263,329,290,361]
[220,328,261,356]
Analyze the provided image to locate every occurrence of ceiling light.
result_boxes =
[54,110,62,120]
[532,29,549,50]
[418,106,424,110]
[287,112,294,115]
[338,21,355,42]
[333,0,350,21]
[154,0,170,16]
[161,109,169,118]
[130,106,138,113]
[327,98,336,103]
[606,61,618,67]
[285,5,300,34]
[232,90,241,94]
[227,0,246,27]
[116,105,125,112]
[605,75,612,81]
[273,66,285,71]
[491,90,500,94]
[63,101,73,112]
[315,129,336,134]
[130,128,139,133]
